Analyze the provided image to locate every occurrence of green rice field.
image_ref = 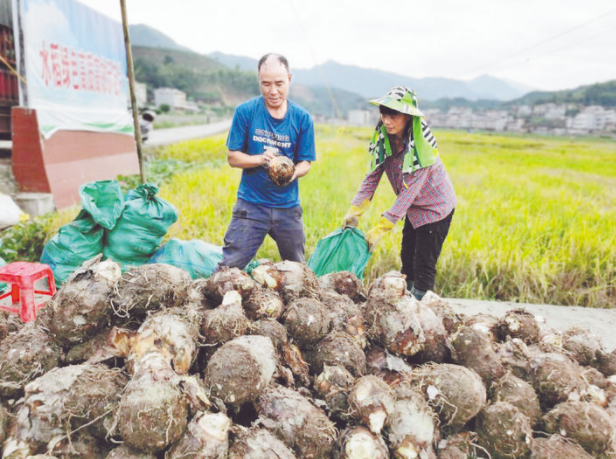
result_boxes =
[51,126,616,308]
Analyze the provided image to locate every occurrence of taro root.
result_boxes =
[1,438,33,458]
[414,363,486,434]
[268,155,295,186]
[250,318,289,351]
[363,290,425,357]
[410,302,450,363]
[475,401,533,459]
[562,326,604,367]
[368,271,407,297]
[0,310,24,341]
[528,352,590,409]
[165,411,231,459]
[47,255,121,345]
[199,267,257,304]
[494,337,533,380]
[204,335,277,407]
[0,324,63,398]
[420,292,464,335]
[490,372,541,427]
[106,445,157,458]
[436,432,478,459]
[332,426,389,459]
[387,384,437,459]
[318,271,367,303]
[497,308,541,344]
[118,361,189,453]
[348,375,395,434]
[201,291,250,347]
[320,290,367,349]
[248,260,285,290]
[0,401,9,444]
[243,288,285,320]
[274,260,321,303]
[463,314,500,342]
[124,305,201,375]
[47,430,111,459]
[314,365,355,419]
[281,341,310,387]
[306,331,366,377]
[451,323,504,386]
[228,427,296,459]
[536,318,563,346]
[256,385,336,459]
[6,364,127,453]
[364,346,412,386]
[531,434,594,459]
[597,348,616,377]
[283,297,331,348]
[110,263,193,323]
[66,325,115,364]
[542,400,616,456]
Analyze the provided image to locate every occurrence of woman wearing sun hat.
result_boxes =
[343,86,456,300]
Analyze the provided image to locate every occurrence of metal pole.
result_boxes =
[120,0,146,184]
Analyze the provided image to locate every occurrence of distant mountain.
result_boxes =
[131,46,364,117]
[506,80,616,108]
[129,24,195,54]
[208,53,531,102]
[132,46,258,105]
[209,52,258,73]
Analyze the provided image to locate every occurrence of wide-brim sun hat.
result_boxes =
[369,86,424,117]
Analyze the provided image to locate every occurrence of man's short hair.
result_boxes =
[258,53,290,74]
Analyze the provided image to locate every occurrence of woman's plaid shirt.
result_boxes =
[351,153,456,228]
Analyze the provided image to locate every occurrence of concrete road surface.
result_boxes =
[146,119,232,146]
[443,297,616,352]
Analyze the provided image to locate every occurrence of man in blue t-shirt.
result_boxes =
[220,53,316,269]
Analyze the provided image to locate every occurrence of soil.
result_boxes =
[442,298,616,351]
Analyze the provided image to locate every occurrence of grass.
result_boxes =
[6,126,614,308]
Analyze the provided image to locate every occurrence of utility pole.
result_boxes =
[119,0,146,184]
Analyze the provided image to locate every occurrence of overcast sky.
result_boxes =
[77,0,616,92]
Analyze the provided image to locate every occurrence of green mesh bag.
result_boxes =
[307,227,371,278]
[79,180,125,230]
[0,254,6,292]
[147,239,222,279]
[103,184,178,272]
[40,210,104,286]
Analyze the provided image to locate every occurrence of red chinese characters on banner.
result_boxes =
[39,40,123,95]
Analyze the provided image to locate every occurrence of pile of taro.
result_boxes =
[1,255,616,459]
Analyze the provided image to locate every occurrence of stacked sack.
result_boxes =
[42,181,177,285]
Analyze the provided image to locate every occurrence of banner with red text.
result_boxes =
[19,0,133,138]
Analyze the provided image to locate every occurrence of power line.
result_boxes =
[464,6,616,76]
[487,24,616,74]
[287,0,342,119]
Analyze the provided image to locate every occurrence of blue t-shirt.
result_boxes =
[226,96,316,208]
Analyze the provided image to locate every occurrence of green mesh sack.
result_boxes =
[0,254,6,292]
[103,184,178,272]
[79,180,125,230]
[40,210,104,286]
[147,239,223,279]
[307,227,371,278]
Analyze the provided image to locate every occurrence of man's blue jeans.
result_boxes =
[220,199,306,270]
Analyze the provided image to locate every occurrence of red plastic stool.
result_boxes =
[0,262,56,322]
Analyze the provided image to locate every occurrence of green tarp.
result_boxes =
[147,238,222,279]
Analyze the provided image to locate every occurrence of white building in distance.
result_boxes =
[134,81,147,108]
[154,87,187,110]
